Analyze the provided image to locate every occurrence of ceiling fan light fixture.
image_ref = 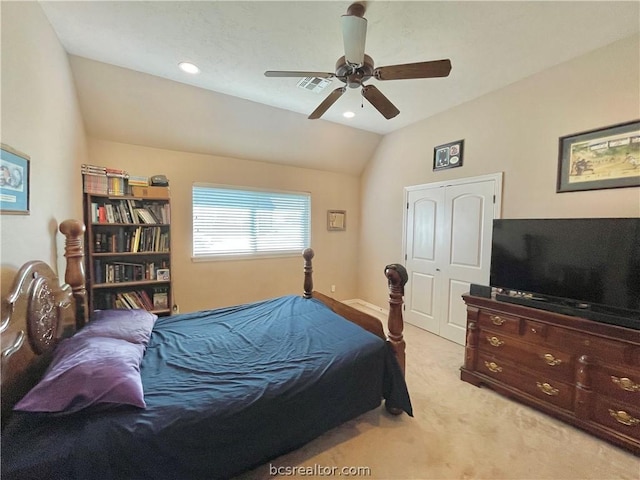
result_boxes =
[178,62,200,74]
[341,14,367,66]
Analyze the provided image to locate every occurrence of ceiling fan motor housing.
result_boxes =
[335,54,374,88]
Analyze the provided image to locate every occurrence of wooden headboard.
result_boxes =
[1,220,408,425]
[0,219,86,427]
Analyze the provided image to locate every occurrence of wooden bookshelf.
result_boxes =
[83,191,172,316]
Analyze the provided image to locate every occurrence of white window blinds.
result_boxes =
[193,185,311,258]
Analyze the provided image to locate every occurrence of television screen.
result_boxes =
[490,218,640,313]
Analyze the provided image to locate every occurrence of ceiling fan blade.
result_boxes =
[361,85,400,119]
[341,4,367,66]
[374,59,452,81]
[265,71,335,79]
[308,87,346,119]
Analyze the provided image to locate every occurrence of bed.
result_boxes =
[1,219,412,480]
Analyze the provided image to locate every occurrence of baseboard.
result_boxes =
[343,299,388,320]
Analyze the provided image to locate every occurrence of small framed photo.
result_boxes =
[433,139,464,171]
[153,292,168,309]
[327,210,346,231]
[1,144,30,214]
[156,269,170,281]
[557,120,640,192]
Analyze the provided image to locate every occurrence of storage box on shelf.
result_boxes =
[83,190,172,317]
[461,294,640,455]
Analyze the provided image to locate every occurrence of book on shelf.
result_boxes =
[83,172,109,195]
[83,165,130,196]
[105,204,115,223]
[128,175,149,187]
[135,208,159,224]
[138,290,154,310]
[105,167,128,178]
[82,164,107,175]
[91,199,169,225]
[96,289,156,311]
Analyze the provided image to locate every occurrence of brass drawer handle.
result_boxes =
[611,376,640,393]
[487,336,504,347]
[536,382,559,396]
[484,361,502,373]
[542,353,562,366]
[608,409,640,427]
[490,315,506,326]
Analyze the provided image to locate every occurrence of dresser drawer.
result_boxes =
[478,353,574,410]
[593,396,640,442]
[478,310,521,336]
[521,319,549,344]
[546,329,640,367]
[591,364,640,405]
[478,332,574,383]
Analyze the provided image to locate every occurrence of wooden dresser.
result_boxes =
[460,294,640,455]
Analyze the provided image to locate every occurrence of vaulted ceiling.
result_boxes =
[39,1,640,174]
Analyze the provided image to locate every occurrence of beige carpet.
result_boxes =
[236,317,639,480]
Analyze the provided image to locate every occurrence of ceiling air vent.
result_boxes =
[297,77,332,93]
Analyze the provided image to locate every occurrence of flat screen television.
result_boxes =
[490,218,640,324]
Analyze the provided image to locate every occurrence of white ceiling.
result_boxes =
[38,1,640,174]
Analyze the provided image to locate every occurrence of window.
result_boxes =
[192,184,311,259]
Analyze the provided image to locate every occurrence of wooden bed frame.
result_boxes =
[1,219,408,427]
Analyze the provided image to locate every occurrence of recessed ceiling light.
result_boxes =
[179,62,200,74]
[343,111,355,118]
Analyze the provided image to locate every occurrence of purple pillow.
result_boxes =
[14,335,146,413]
[79,309,158,345]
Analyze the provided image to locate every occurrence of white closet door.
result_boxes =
[404,174,502,345]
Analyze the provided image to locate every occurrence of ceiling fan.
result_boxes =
[264,2,452,120]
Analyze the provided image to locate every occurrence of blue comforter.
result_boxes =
[2,295,412,479]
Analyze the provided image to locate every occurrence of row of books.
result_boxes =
[95,288,168,311]
[82,165,129,196]
[94,227,170,253]
[128,175,149,188]
[94,260,169,284]
[90,199,170,225]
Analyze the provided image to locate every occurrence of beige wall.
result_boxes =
[87,139,360,312]
[358,34,640,308]
[0,2,87,294]
[2,4,638,316]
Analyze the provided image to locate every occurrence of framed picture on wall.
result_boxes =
[327,210,346,231]
[433,140,464,171]
[557,120,640,192]
[0,144,30,215]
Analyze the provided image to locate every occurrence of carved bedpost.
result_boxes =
[302,248,314,299]
[59,219,88,329]
[384,263,408,375]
